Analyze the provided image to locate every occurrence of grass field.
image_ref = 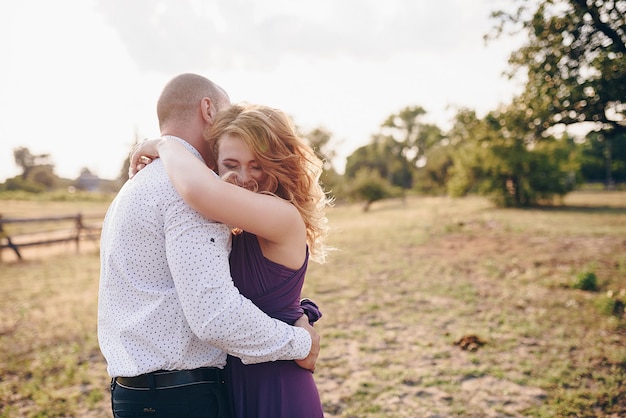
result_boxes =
[1,191,625,417]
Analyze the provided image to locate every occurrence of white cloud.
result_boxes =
[93,0,511,70]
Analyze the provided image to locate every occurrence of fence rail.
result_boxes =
[0,213,103,261]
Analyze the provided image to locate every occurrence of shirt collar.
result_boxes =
[162,135,203,161]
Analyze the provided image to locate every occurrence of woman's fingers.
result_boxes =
[128,141,157,179]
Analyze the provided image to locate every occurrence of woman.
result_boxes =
[131,103,330,417]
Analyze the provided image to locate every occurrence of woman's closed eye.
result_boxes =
[223,163,240,171]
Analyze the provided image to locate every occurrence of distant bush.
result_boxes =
[596,290,625,318]
[572,271,599,291]
[0,189,114,202]
[0,177,46,193]
[347,169,403,212]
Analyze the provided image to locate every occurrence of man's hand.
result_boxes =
[294,314,320,372]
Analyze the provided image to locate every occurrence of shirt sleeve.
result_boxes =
[164,197,311,364]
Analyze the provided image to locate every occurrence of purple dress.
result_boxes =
[225,231,324,418]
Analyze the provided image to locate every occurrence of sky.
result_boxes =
[0,0,526,181]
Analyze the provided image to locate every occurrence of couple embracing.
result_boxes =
[98,73,331,417]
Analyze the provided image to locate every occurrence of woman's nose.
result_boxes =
[240,170,259,191]
[239,169,250,183]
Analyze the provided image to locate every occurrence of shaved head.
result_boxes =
[157,73,229,129]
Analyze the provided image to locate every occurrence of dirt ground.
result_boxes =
[309,221,625,417]
[315,234,550,417]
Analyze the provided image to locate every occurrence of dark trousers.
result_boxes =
[110,378,232,418]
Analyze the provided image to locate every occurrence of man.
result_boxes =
[98,73,319,418]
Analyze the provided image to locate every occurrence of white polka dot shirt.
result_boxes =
[97,138,311,378]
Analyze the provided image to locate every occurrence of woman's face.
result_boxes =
[217,133,267,191]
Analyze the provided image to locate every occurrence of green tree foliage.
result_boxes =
[456,0,626,203]
[381,106,442,166]
[27,165,58,190]
[446,109,493,197]
[414,109,484,195]
[345,106,443,191]
[345,137,395,184]
[580,131,626,183]
[447,106,581,206]
[0,176,46,193]
[489,0,625,137]
[347,169,402,212]
[412,143,455,195]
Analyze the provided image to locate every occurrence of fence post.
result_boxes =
[0,214,23,260]
[75,213,83,253]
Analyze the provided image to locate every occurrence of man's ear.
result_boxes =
[201,97,214,123]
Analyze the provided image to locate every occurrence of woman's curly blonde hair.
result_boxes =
[204,103,332,263]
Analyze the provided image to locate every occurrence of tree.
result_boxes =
[443,109,490,197]
[304,127,337,172]
[381,106,444,189]
[580,130,626,184]
[344,138,395,183]
[412,143,455,195]
[412,108,484,195]
[303,127,342,197]
[447,106,580,206]
[27,165,58,190]
[347,169,402,212]
[489,0,625,137]
[1,176,46,193]
[381,106,426,165]
[345,106,443,191]
[13,147,54,179]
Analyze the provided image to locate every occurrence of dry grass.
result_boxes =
[0,251,109,417]
[1,191,625,417]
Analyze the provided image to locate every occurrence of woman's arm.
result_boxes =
[132,137,305,245]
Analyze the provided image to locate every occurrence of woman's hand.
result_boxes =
[128,138,163,178]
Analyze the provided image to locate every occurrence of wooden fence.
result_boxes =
[0,213,103,261]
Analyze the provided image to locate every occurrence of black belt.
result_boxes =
[115,368,223,390]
